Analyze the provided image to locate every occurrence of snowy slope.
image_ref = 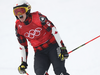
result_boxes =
[0,0,100,75]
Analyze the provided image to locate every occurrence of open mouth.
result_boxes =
[19,15,23,18]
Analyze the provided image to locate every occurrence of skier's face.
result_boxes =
[17,13,26,22]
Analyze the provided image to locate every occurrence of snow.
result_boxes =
[0,0,100,75]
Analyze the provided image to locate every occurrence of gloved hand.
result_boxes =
[57,47,69,61]
[18,62,28,74]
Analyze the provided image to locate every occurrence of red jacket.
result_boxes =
[15,11,65,62]
[15,11,57,51]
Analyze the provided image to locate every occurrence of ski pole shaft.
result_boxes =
[22,71,29,75]
[24,70,29,75]
[26,72,29,75]
[68,35,100,54]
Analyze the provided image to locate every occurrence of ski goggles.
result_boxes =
[13,6,31,16]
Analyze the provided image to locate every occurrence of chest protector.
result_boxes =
[16,12,53,47]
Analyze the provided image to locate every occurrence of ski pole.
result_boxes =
[26,72,29,75]
[68,35,100,54]
[25,71,29,75]
[22,70,29,75]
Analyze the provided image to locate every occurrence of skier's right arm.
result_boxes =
[15,25,28,62]
[15,25,28,74]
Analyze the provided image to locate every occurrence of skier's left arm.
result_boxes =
[51,26,69,60]
[39,13,69,60]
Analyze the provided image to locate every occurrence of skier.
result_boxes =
[13,0,70,75]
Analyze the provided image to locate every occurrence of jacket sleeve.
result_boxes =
[38,12,65,47]
[15,25,28,62]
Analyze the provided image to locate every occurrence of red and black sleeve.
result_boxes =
[15,25,28,62]
[38,12,65,47]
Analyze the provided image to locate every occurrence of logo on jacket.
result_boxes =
[18,25,22,29]
[24,27,42,39]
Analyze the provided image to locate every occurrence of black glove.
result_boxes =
[57,47,69,61]
[18,62,28,74]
